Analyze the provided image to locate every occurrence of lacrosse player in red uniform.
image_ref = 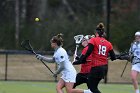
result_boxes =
[73,35,93,89]
[82,23,116,93]
[72,23,116,93]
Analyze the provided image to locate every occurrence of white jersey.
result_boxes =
[129,42,140,65]
[53,47,76,82]
[130,42,140,58]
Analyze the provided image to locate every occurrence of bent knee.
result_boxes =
[66,89,73,93]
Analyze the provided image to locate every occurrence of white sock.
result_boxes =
[136,89,139,93]
[84,89,92,93]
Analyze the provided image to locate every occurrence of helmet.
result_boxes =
[83,35,92,40]
[135,31,140,36]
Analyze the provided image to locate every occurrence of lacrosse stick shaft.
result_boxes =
[73,45,79,62]
[121,61,129,77]
[21,40,54,75]
[30,50,36,55]
[40,60,55,74]
[32,53,54,75]
[32,52,55,75]
[31,51,55,75]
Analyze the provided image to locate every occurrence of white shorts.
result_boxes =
[132,63,140,72]
[61,70,77,83]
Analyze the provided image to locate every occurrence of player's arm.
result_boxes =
[115,52,131,61]
[84,43,94,58]
[73,43,93,65]
[55,61,65,74]
[109,49,116,61]
[36,54,55,63]
[73,54,85,65]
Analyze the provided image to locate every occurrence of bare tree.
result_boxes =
[21,0,27,21]
[15,0,19,48]
[62,0,78,21]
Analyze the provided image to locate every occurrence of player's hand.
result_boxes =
[81,56,86,63]
[75,56,80,60]
[36,54,43,60]
[73,60,81,65]
[116,56,121,59]
[72,61,78,65]
[53,73,57,78]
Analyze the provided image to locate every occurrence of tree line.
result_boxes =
[0,0,140,52]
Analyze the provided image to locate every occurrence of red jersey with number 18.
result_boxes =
[89,37,113,67]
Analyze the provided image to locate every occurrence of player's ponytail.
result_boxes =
[51,33,63,46]
[96,23,105,37]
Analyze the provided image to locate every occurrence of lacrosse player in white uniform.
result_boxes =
[36,33,77,93]
[129,31,140,93]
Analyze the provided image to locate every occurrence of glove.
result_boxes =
[73,55,87,65]
[81,56,86,63]
[36,54,43,60]
[73,60,81,65]
[53,73,57,78]
[116,55,130,61]
[116,56,121,59]
[116,54,123,60]
[75,56,80,60]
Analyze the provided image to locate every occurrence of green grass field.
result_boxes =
[0,81,134,93]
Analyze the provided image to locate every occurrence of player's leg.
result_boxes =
[73,73,88,88]
[65,81,92,93]
[56,78,65,93]
[87,76,102,93]
[87,65,107,93]
[65,82,74,93]
[68,73,92,93]
[131,70,139,93]
[61,68,77,93]
[84,73,90,89]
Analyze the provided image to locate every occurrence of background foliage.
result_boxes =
[0,0,140,52]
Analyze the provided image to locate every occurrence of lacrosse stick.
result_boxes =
[115,52,130,77]
[121,60,129,77]
[21,40,55,75]
[73,35,84,62]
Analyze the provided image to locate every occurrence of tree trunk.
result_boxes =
[103,0,107,19]
[21,0,27,20]
[15,0,20,48]
[62,0,78,21]
[38,0,47,19]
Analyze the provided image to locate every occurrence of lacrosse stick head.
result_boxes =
[21,40,30,50]
[74,35,84,45]
[21,40,36,54]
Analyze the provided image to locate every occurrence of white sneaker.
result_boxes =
[84,89,93,93]
[136,89,139,93]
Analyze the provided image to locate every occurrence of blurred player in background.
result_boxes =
[36,33,77,93]
[73,35,93,89]
[129,31,140,93]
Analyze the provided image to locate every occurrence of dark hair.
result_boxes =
[51,33,63,46]
[96,23,105,37]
